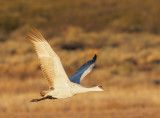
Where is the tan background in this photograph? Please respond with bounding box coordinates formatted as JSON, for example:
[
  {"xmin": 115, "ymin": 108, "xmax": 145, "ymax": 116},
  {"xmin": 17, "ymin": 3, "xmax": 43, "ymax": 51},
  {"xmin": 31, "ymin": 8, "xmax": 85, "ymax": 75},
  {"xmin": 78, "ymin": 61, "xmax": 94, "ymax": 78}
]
[{"xmin": 0, "ymin": 0, "xmax": 160, "ymax": 117}]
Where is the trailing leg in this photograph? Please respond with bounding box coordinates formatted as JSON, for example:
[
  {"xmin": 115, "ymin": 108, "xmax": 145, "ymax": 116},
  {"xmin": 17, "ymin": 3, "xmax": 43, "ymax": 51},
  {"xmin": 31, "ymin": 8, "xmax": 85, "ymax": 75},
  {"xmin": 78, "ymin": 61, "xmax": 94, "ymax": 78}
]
[{"xmin": 30, "ymin": 96, "xmax": 55, "ymax": 102}]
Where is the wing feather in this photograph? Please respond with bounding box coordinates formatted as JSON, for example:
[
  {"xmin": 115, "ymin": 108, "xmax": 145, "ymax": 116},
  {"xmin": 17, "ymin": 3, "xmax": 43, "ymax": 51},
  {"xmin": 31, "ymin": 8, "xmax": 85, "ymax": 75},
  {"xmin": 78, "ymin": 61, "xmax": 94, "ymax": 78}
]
[
  {"xmin": 26, "ymin": 29, "xmax": 70, "ymax": 89},
  {"xmin": 69, "ymin": 55, "xmax": 97, "ymax": 84}
]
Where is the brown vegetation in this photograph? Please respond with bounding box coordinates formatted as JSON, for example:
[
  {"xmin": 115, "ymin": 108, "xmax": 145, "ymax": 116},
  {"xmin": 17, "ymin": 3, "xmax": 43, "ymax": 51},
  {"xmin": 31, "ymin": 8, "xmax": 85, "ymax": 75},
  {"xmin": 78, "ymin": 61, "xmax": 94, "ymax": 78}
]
[
  {"xmin": 0, "ymin": 0, "xmax": 160, "ymax": 117},
  {"xmin": 0, "ymin": 27, "xmax": 160, "ymax": 117},
  {"xmin": 0, "ymin": 0, "xmax": 160, "ymax": 34}
]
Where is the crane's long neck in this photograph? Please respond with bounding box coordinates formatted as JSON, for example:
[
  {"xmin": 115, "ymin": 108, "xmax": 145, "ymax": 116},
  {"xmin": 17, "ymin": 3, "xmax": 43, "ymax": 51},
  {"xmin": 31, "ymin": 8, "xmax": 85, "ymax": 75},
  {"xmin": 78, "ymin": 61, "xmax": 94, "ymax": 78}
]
[{"xmin": 74, "ymin": 86, "xmax": 100, "ymax": 94}]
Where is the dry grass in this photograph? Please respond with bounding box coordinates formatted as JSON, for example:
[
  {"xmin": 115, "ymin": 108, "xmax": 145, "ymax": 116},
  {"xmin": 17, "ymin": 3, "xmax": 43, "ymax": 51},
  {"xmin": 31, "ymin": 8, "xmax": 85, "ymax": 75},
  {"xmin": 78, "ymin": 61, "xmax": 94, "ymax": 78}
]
[
  {"xmin": 0, "ymin": 79, "xmax": 160, "ymax": 118},
  {"xmin": 0, "ymin": 27, "xmax": 160, "ymax": 117},
  {"xmin": 1, "ymin": 27, "xmax": 160, "ymax": 81},
  {"xmin": 0, "ymin": 0, "xmax": 160, "ymax": 117},
  {"xmin": 0, "ymin": 0, "xmax": 160, "ymax": 34}
]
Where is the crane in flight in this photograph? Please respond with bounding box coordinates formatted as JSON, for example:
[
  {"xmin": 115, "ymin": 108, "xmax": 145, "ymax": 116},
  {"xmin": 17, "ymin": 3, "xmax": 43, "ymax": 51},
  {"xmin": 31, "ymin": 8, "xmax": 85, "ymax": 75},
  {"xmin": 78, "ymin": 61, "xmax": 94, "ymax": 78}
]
[{"xmin": 26, "ymin": 29, "xmax": 104, "ymax": 102}]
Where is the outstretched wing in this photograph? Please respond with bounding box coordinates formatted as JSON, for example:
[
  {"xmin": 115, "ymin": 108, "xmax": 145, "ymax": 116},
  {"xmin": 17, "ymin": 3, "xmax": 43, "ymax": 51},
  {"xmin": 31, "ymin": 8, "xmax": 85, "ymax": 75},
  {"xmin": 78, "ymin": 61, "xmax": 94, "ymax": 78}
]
[
  {"xmin": 26, "ymin": 29, "xmax": 70, "ymax": 89},
  {"xmin": 69, "ymin": 55, "xmax": 97, "ymax": 84}
]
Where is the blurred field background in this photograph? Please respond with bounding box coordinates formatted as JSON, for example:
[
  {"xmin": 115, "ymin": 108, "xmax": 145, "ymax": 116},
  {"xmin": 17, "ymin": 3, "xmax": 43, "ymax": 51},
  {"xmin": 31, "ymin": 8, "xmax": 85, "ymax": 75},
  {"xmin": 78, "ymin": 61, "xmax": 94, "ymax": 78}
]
[{"xmin": 0, "ymin": 0, "xmax": 160, "ymax": 117}]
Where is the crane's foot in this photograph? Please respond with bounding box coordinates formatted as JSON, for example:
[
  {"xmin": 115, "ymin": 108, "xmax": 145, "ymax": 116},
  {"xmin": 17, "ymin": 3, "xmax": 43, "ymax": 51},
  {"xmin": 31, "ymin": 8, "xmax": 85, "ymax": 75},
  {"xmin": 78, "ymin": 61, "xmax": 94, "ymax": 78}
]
[{"xmin": 30, "ymin": 96, "xmax": 55, "ymax": 102}]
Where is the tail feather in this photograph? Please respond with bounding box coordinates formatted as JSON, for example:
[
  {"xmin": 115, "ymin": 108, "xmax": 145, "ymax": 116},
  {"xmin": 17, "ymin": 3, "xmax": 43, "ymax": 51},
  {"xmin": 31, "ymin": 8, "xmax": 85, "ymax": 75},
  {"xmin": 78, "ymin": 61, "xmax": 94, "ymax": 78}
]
[{"xmin": 40, "ymin": 91, "xmax": 50, "ymax": 97}]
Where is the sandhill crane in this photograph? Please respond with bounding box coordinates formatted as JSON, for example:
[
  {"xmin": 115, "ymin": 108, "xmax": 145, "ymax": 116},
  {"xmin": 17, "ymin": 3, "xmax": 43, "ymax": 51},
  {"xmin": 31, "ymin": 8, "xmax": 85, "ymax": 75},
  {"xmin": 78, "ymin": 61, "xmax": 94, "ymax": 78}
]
[{"xmin": 26, "ymin": 29, "xmax": 104, "ymax": 102}]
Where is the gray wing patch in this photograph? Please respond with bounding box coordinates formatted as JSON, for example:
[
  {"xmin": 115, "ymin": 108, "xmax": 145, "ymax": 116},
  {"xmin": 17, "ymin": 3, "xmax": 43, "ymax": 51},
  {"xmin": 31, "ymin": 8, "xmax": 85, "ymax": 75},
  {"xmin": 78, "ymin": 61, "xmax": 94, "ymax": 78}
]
[{"xmin": 69, "ymin": 55, "xmax": 97, "ymax": 84}]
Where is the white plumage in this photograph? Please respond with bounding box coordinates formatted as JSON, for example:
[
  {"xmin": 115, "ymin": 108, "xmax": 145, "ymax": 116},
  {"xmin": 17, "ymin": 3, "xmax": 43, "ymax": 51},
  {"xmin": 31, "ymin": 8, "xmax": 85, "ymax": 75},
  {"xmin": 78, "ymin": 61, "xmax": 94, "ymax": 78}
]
[{"xmin": 26, "ymin": 29, "xmax": 104, "ymax": 102}]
